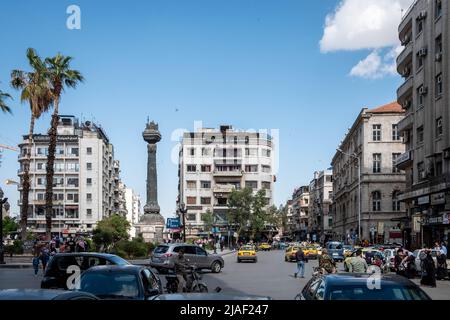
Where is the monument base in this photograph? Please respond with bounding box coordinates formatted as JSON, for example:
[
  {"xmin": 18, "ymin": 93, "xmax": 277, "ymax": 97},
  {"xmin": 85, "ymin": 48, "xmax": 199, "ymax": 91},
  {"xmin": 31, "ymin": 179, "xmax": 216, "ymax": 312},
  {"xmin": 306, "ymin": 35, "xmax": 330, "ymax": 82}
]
[{"xmin": 135, "ymin": 213, "xmax": 165, "ymax": 243}]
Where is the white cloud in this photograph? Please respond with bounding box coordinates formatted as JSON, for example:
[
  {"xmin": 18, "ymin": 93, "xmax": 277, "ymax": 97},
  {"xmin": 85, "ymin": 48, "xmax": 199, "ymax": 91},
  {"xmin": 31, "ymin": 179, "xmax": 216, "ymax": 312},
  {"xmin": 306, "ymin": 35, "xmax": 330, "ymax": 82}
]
[{"xmin": 320, "ymin": 0, "xmax": 414, "ymax": 79}]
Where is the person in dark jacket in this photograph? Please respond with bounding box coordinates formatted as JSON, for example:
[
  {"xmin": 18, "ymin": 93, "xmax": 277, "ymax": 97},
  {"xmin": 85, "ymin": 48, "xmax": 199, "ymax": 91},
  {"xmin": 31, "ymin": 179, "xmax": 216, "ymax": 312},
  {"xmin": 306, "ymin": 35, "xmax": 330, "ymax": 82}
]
[
  {"xmin": 294, "ymin": 248, "xmax": 307, "ymax": 278},
  {"xmin": 403, "ymin": 252, "xmax": 416, "ymax": 279},
  {"xmin": 420, "ymin": 250, "xmax": 437, "ymax": 287},
  {"xmin": 436, "ymin": 250, "xmax": 448, "ymax": 280},
  {"xmin": 394, "ymin": 249, "xmax": 405, "ymax": 277}
]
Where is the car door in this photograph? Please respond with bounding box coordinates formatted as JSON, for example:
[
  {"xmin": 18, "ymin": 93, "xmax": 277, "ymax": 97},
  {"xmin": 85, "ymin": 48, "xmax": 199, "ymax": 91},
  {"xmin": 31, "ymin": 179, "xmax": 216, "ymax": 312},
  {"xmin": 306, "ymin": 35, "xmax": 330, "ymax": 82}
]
[
  {"xmin": 302, "ymin": 277, "xmax": 322, "ymax": 300},
  {"xmin": 195, "ymin": 246, "xmax": 209, "ymax": 268},
  {"xmin": 183, "ymin": 245, "xmax": 198, "ymax": 265},
  {"xmin": 141, "ymin": 268, "xmax": 162, "ymax": 295},
  {"xmin": 314, "ymin": 280, "xmax": 326, "ymax": 300}
]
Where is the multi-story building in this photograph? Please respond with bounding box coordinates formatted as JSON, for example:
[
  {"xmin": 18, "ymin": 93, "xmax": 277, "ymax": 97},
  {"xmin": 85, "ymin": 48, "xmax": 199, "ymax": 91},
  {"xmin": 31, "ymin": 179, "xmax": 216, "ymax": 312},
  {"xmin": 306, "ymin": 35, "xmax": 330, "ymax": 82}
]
[
  {"xmin": 291, "ymin": 186, "xmax": 309, "ymax": 241},
  {"xmin": 125, "ymin": 188, "xmax": 141, "ymax": 238},
  {"xmin": 17, "ymin": 115, "xmax": 123, "ymax": 236},
  {"xmin": 331, "ymin": 102, "xmax": 406, "ymax": 244},
  {"xmin": 112, "ymin": 161, "xmax": 127, "ymax": 217},
  {"xmin": 283, "ymin": 199, "xmax": 295, "ymax": 237},
  {"xmin": 396, "ymin": 0, "xmax": 450, "ymax": 249},
  {"xmin": 309, "ymin": 170, "xmax": 333, "ymax": 243},
  {"xmin": 177, "ymin": 125, "xmax": 275, "ymax": 239}
]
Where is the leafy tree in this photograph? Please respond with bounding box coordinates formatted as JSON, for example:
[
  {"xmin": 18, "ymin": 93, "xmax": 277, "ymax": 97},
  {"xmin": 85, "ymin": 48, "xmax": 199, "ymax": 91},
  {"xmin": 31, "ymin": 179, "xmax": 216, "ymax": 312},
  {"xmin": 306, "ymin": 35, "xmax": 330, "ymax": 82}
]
[
  {"xmin": 249, "ymin": 189, "xmax": 268, "ymax": 239},
  {"xmin": 44, "ymin": 53, "xmax": 84, "ymax": 239},
  {"xmin": 227, "ymin": 187, "xmax": 253, "ymax": 238},
  {"xmin": 11, "ymin": 48, "xmax": 53, "ymax": 239},
  {"xmin": 2, "ymin": 216, "xmax": 19, "ymax": 235},
  {"xmin": 92, "ymin": 215, "xmax": 130, "ymax": 252},
  {"xmin": 201, "ymin": 209, "xmax": 215, "ymax": 233}
]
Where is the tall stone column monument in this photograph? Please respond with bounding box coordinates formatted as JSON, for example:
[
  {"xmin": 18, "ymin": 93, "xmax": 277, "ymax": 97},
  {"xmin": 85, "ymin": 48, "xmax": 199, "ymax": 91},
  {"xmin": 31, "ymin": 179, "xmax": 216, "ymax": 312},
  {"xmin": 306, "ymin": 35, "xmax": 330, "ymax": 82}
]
[{"xmin": 136, "ymin": 119, "xmax": 165, "ymax": 243}]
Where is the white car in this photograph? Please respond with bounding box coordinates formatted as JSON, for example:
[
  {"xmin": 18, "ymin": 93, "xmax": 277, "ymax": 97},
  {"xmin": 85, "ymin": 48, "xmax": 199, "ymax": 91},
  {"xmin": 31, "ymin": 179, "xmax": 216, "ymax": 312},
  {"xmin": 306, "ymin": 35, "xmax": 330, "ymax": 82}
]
[
  {"xmin": 412, "ymin": 249, "xmax": 439, "ymax": 274},
  {"xmin": 383, "ymin": 249, "xmax": 398, "ymax": 271}
]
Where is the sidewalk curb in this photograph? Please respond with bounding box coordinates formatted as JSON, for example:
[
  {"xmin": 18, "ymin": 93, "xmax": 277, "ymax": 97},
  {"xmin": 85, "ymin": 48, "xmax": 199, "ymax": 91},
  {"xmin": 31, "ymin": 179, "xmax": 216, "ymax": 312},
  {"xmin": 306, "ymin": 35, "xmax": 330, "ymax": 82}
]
[{"xmin": 0, "ymin": 264, "xmax": 33, "ymax": 269}]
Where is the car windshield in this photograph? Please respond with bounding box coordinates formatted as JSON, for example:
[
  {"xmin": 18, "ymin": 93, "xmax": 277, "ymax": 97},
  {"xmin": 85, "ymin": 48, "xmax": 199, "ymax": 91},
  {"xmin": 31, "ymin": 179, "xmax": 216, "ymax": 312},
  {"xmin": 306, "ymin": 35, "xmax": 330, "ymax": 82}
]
[
  {"xmin": 329, "ymin": 243, "xmax": 343, "ymax": 250},
  {"xmin": 153, "ymin": 246, "xmax": 169, "ymax": 254},
  {"xmin": 241, "ymin": 246, "xmax": 254, "ymax": 251},
  {"xmin": 108, "ymin": 255, "xmax": 131, "ymax": 266},
  {"xmin": 79, "ymin": 273, "xmax": 140, "ymax": 299},
  {"xmin": 327, "ymin": 285, "xmax": 430, "ymax": 300}
]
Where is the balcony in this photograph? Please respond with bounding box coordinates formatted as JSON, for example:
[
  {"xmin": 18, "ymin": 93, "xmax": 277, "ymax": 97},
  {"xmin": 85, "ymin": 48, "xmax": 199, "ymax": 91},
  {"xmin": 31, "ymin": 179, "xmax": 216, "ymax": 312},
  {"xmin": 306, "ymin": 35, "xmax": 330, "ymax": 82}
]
[
  {"xmin": 397, "ymin": 113, "xmax": 413, "ymax": 133},
  {"xmin": 395, "ymin": 150, "xmax": 414, "ymax": 170},
  {"xmin": 212, "ymin": 170, "xmax": 243, "ymax": 177},
  {"xmin": 213, "ymin": 184, "xmax": 236, "ymax": 193},
  {"xmin": 398, "ymin": 1, "xmax": 414, "ymax": 36},
  {"xmin": 397, "ymin": 76, "xmax": 413, "ymax": 103},
  {"xmin": 396, "ymin": 43, "xmax": 413, "ymax": 74}
]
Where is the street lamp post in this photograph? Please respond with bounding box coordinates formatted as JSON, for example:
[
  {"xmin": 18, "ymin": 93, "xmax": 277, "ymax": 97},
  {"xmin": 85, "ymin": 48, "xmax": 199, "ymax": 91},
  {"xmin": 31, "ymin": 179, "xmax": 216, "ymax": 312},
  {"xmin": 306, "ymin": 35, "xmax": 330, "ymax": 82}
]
[
  {"xmin": 1, "ymin": 188, "xmax": 11, "ymax": 265},
  {"xmin": 337, "ymin": 149, "xmax": 361, "ymax": 243},
  {"xmin": 179, "ymin": 203, "xmax": 187, "ymax": 242}
]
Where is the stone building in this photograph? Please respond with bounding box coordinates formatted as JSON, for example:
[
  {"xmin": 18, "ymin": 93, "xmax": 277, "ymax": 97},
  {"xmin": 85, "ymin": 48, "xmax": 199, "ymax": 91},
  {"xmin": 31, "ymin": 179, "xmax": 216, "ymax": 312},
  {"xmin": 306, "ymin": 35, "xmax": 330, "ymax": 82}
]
[
  {"xmin": 308, "ymin": 170, "xmax": 333, "ymax": 243},
  {"xmin": 396, "ymin": 0, "xmax": 450, "ymax": 248},
  {"xmin": 331, "ymin": 102, "xmax": 406, "ymax": 244},
  {"xmin": 291, "ymin": 186, "xmax": 309, "ymax": 241}
]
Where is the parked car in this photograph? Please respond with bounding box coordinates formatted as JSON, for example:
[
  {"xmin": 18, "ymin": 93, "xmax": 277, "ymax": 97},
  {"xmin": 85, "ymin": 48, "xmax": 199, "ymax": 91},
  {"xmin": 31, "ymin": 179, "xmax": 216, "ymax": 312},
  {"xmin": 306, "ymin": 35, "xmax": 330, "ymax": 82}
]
[
  {"xmin": 412, "ymin": 249, "xmax": 450, "ymax": 274},
  {"xmin": 149, "ymin": 243, "xmax": 224, "ymax": 273},
  {"xmin": 75, "ymin": 265, "xmax": 162, "ymax": 300},
  {"xmin": 325, "ymin": 242, "xmax": 344, "ymax": 262},
  {"xmin": 237, "ymin": 245, "xmax": 257, "ymax": 263},
  {"xmin": 0, "ymin": 289, "xmax": 98, "ymax": 300},
  {"xmin": 296, "ymin": 274, "xmax": 431, "ymax": 300},
  {"xmin": 383, "ymin": 248, "xmax": 398, "ymax": 271},
  {"xmin": 41, "ymin": 253, "xmax": 131, "ymax": 289},
  {"xmin": 257, "ymin": 243, "xmax": 272, "ymax": 251},
  {"xmin": 284, "ymin": 246, "xmax": 300, "ymax": 262}
]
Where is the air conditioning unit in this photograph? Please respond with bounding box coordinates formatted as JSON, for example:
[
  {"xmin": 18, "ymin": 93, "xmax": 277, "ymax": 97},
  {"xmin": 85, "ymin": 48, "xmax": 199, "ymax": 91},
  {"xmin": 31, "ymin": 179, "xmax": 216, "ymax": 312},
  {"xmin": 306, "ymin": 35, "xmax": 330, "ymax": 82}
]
[
  {"xmin": 436, "ymin": 53, "xmax": 443, "ymax": 61},
  {"xmin": 417, "ymin": 11, "xmax": 427, "ymax": 20},
  {"xmin": 419, "ymin": 86, "xmax": 428, "ymax": 95},
  {"xmin": 444, "ymin": 150, "xmax": 450, "ymax": 159},
  {"xmin": 418, "ymin": 48, "xmax": 428, "ymax": 57}
]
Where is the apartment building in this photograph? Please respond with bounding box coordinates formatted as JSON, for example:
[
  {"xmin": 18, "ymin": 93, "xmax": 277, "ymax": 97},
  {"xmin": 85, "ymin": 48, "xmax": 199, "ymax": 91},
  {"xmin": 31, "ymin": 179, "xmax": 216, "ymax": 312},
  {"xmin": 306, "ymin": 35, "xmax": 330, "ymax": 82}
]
[
  {"xmin": 17, "ymin": 115, "xmax": 122, "ymax": 236},
  {"xmin": 125, "ymin": 188, "xmax": 141, "ymax": 238},
  {"xmin": 331, "ymin": 102, "xmax": 406, "ymax": 244},
  {"xmin": 291, "ymin": 186, "xmax": 309, "ymax": 241},
  {"xmin": 309, "ymin": 170, "xmax": 333, "ymax": 243},
  {"xmin": 396, "ymin": 0, "xmax": 450, "ymax": 248},
  {"xmin": 177, "ymin": 125, "xmax": 275, "ymax": 238}
]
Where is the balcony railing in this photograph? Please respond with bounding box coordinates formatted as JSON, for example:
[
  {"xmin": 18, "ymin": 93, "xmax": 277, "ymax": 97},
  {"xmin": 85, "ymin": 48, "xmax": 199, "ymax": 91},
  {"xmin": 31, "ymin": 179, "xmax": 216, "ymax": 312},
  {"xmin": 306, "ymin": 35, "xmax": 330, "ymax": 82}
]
[
  {"xmin": 397, "ymin": 113, "xmax": 413, "ymax": 133},
  {"xmin": 397, "ymin": 76, "xmax": 413, "ymax": 102},
  {"xmin": 212, "ymin": 170, "xmax": 243, "ymax": 177}
]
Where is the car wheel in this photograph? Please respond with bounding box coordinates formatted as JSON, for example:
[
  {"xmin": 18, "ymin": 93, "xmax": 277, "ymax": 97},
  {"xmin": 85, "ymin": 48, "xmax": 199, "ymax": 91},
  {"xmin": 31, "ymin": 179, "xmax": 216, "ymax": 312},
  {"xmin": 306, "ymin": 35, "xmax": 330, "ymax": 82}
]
[
  {"xmin": 285, "ymin": 256, "xmax": 288, "ymax": 262},
  {"xmin": 211, "ymin": 261, "xmax": 222, "ymax": 273},
  {"xmin": 254, "ymin": 259, "xmax": 258, "ymax": 263},
  {"xmin": 237, "ymin": 259, "xmax": 241, "ymax": 263}
]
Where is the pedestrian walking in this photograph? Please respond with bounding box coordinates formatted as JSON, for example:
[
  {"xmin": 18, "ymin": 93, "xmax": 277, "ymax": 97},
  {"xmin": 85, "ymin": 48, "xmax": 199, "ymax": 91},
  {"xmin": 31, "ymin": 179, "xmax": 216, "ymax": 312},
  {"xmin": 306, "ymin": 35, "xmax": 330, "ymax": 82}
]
[
  {"xmin": 220, "ymin": 240, "xmax": 224, "ymax": 252},
  {"xmin": 394, "ymin": 249, "xmax": 406, "ymax": 277},
  {"xmin": 420, "ymin": 249, "xmax": 436, "ymax": 287},
  {"xmin": 294, "ymin": 248, "xmax": 307, "ymax": 278},
  {"xmin": 39, "ymin": 246, "xmax": 50, "ymax": 271},
  {"xmin": 403, "ymin": 251, "xmax": 416, "ymax": 279},
  {"xmin": 32, "ymin": 254, "xmax": 40, "ymax": 276},
  {"xmin": 348, "ymin": 249, "xmax": 368, "ymax": 273},
  {"xmin": 436, "ymin": 250, "xmax": 448, "ymax": 280}
]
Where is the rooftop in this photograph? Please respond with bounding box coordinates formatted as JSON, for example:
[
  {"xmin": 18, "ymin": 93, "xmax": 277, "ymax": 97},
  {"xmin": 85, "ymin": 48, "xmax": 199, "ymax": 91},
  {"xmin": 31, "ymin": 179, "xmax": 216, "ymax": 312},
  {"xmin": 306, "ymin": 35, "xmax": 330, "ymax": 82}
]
[{"xmin": 367, "ymin": 101, "xmax": 404, "ymax": 114}]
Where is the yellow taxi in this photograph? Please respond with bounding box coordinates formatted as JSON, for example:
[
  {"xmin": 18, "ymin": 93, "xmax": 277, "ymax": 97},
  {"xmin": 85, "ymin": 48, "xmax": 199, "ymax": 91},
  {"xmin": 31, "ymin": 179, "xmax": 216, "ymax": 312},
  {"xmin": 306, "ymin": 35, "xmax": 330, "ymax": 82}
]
[
  {"xmin": 237, "ymin": 245, "xmax": 257, "ymax": 263},
  {"xmin": 302, "ymin": 246, "xmax": 319, "ymax": 259},
  {"xmin": 284, "ymin": 246, "xmax": 300, "ymax": 262},
  {"xmin": 258, "ymin": 243, "xmax": 272, "ymax": 251}
]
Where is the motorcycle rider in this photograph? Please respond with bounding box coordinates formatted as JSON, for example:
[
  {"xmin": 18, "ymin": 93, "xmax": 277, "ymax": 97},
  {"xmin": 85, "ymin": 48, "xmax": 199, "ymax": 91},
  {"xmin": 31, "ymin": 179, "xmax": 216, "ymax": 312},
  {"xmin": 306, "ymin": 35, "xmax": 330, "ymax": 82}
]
[
  {"xmin": 174, "ymin": 249, "xmax": 192, "ymax": 293},
  {"xmin": 318, "ymin": 249, "xmax": 337, "ymax": 274}
]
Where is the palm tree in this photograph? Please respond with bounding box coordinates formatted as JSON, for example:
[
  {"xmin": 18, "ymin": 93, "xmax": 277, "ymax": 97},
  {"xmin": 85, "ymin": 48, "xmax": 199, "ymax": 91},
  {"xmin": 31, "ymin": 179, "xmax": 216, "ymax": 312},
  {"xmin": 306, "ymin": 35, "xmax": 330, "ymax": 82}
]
[
  {"xmin": 0, "ymin": 87, "xmax": 12, "ymax": 114},
  {"xmin": 44, "ymin": 53, "xmax": 83, "ymax": 239},
  {"xmin": 11, "ymin": 48, "xmax": 53, "ymax": 239}
]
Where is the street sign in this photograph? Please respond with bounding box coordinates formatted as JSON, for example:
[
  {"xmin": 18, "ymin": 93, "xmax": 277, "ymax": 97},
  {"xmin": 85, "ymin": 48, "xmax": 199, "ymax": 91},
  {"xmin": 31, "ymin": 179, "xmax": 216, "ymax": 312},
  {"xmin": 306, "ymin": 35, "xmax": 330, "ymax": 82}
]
[{"xmin": 166, "ymin": 218, "xmax": 180, "ymax": 229}]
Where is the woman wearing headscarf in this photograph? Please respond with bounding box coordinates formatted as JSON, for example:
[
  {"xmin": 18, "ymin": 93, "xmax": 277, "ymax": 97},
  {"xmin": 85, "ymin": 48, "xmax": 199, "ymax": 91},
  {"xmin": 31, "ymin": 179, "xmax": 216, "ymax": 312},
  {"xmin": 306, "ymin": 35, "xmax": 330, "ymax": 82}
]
[
  {"xmin": 436, "ymin": 250, "xmax": 448, "ymax": 280},
  {"xmin": 420, "ymin": 249, "xmax": 436, "ymax": 287}
]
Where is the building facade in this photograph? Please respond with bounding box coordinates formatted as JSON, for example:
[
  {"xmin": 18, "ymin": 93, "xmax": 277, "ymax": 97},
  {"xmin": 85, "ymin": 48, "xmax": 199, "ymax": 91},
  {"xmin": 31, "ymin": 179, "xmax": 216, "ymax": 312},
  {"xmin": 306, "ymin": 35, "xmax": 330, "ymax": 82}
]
[
  {"xmin": 177, "ymin": 125, "xmax": 275, "ymax": 238},
  {"xmin": 331, "ymin": 103, "xmax": 406, "ymax": 244},
  {"xmin": 396, "ymin": 0, "xmax": 450, "ymax": 248},
  {"xmin": 291, "ymin": 186, "xmax": 309, "ymax": 241},
  {"xmin": 17, "ymin": 116, "xmax": 123, "ymax": 236},
  {"xmin": 125, "ymin": 188, "xmax": 141, "ymax": 238},
  {"xmin": 309, "ymin": 170, "xmax": 333, "ymax": 243}
]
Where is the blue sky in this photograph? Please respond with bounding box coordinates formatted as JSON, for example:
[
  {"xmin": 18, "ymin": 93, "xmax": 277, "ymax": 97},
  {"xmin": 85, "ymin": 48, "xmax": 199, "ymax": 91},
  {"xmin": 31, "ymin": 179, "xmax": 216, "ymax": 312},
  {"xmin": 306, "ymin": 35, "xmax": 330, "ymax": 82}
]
[{"xmin": 0, "ymin": 0, "xmax": 408, "ymax": 219}]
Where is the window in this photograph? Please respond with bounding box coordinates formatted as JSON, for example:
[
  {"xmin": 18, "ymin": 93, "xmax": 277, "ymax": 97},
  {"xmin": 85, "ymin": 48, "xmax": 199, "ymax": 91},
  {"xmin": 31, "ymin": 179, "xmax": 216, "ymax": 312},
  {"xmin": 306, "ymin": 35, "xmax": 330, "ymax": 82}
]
[
  {"xmin": 417, "ymin": 126, "xmax": 424, "ymax": 144},
  {"xmin": 67, "ymin": 178, "xmax": 79, "ymax": 187},
  {"xmin": 201, "ymin": 165, "xmax": 211, "ymax": 172},
  {"xmin": 86, "ymin": 147, "xmax": 92, "ymax": 155},
  {"xmin": 245, "ymin": 148, "xmax": 257, "ymax": 156},
  {"xmin": 262, "ymin": 181, "xmax": 271, "ymax": 190},
  {"xmin": 53, "ymin": 177, "xmax": 64, "ymax": 187},
  {"xmin": 68, "ymin": 147, "xmax": 79, "ymax": 156},
  {"xmin": 435, "ymin": 0, "xmax": 442, "ymax": 19},
  {"xmin": 372, "ymin": 191, "xmax": 381, "ymax": 212},
  {"xmin": 436, "ymin": 35, "xmax": 443, "ymax": 55},
  {"xmin": 188, "ymin": 148, "xmax": 195, "ymax": 156},
  {"xmin": 233, "ymin": 136, "xmax": 238, "ymax": 144},
  {"xmin": 418, "ymin": 162, "xmax": 425, "ymax": 180},
  {"xmin": 392, "ymin": 191, "xmax": 401, "ymax": 211},
  {"xmin": 245, "ymin": 165, "xmax": 258, "ymax": 172},
  {"xmin": 56, "ymin": 147, "xmax": 64, "ymax": 155},
  {"xmin": 201, "ymin": 148, "xmax": 211, "ymax": 156},
  {"xmin": 37, "ymin": 193, "xmax": 44, "ymax": 200},
  {"xmin": 200, "ymin": 197, "xmax": 211, "ymax": 205},
  {"xmin": 86, "ymin": 193, "xmax": 92, "ymax": 201},
  {"xmin": 200, "ymin": 181, "xmax": 211, "ymax": 189},
  {"xmin": 37, "ymin": 147, "xmax": 48, "ymax": 156},
  {"xmin": 262, "ymin": 165, "xmax": 271, "ymax": 173},
  {"xmin": 54, "ymin": 162, "xmax": 64, "ymax": 172},
  {"xmin": 86, "ymin": 178, "xmax": 92, "ymax": 185},
  {"xmin": 37, "ymin": 163, "xmax": 44, "ymax": 171},
  {"xmin": 436, "ymin": 159, "xmax": 443, "ymax": 176},
  {"xmin": 245, "ymin": 181, "xmax": 258, "ymax": 189},
  {"xmin": 186, "ymin": 181, "xmax": 196, "ymax": 189},
  {"xmin": 87, "ymin": 162, "xmax": 92, "ymax": 170},
  {"xmin": 261, "ymin": 149, "xmax": 271, "ymax": 157},
  {"xmin": 66, "ymin": 163, "xmax": 79, "ymax": 172},
  {"xmin": 417, "ymin": 53, "xmax": 424, "ymax": 70},
  {"xmin": 187, "ymin": 165, "xmax": 196, "ymax": 172},
  {"xmin": 37, "ymin": 177, "xmax": 45, "ymax": 186},
  {"xmin": 373, "ymin": 153, "xmax": 381, "ymax": 173},
  {"xmin": 416, "ymin": 19, "xmax": 423, "ymax": 35},
  {"xmin": 392, "ymin": 153, "xmax": 401, "ymax": 173},
  {"xmin": 186, "ymin": 196, "xmax": 196, "ymax": 205},
  {"xmin": 392, "ymin": 124, "xmax": 400, "ymax": 141},
  {"xmin": 417, "ymin": 86, "xmax": 425, "ymax": 106},
  {"xmin": 372, "ymin": 124, "xmax": 381, "ymax": 141},
  {"xmin": 436, "ymin": 73, "xmax": 443, "ymax": 96},
  {"xmin": 436, "ymin": 117, "xmax": 443, "ymax": 136},
  {"xmin": 87, "ymin": 209, "xmax": 92, "ymax": 216},
  {"xmin": 67, "ymin": 193, "xmax": 79, "ymax": 203},
  {"xmin": 187, "ymin": 214, "xmax": 196, "ymax": 221}
]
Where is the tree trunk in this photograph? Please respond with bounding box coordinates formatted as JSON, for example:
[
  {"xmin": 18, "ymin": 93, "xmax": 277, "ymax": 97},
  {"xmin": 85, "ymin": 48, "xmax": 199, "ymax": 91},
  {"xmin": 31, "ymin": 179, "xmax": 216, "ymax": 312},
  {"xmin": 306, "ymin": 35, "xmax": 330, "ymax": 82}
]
[
  {"xmin": 45, "ymin": 97, "xmax": 59, "ymax": 240},
  {"xmin": 20, "ymin": 113, "xmax": 36, "ymax": 240}
]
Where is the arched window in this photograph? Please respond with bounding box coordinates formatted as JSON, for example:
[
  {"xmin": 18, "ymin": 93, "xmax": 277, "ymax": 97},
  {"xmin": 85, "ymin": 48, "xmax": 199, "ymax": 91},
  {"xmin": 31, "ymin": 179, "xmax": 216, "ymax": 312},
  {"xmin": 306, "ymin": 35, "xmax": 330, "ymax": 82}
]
[
  {"xmin": 372, "ymin": 191, "xmax": 381, "ymax": 211},
  {"xmin": 392, "ymin": 190, "xmax": 401, "ymax": 211}
]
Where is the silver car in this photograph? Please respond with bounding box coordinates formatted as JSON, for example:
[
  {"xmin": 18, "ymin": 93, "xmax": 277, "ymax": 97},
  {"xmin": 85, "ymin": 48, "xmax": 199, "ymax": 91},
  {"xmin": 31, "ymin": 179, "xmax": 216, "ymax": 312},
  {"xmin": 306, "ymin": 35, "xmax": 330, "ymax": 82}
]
[{"xmin": 149, "ymin": 243, "xmax": 224, "ymax": 273}]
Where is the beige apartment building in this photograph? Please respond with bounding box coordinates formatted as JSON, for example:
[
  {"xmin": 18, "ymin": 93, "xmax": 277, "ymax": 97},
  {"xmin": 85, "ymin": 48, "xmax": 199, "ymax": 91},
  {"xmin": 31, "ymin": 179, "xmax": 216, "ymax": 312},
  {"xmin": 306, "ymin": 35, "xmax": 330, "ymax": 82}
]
[
  {"xmin": 309, "ymin": 170, "xmax": 333, "ymax": 243},
  {"xmin": 291, "ymin": 186, "xmax": 309, "ymax": 241},
  {"xmin": 396, "ymin": 0, "xmax": 450, "ymax": 248},
  {"xmin": 331, "ymin": 103, "xmax": 406, "ymax": 244}
]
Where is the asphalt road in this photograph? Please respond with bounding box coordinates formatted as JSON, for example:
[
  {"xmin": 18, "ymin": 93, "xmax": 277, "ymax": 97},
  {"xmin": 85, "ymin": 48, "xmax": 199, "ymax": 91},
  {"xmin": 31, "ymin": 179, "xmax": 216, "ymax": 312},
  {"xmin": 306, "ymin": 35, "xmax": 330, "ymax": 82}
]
[{"xmin": 1, "ymin": 250, "xmax": 449, "ymax": 300}]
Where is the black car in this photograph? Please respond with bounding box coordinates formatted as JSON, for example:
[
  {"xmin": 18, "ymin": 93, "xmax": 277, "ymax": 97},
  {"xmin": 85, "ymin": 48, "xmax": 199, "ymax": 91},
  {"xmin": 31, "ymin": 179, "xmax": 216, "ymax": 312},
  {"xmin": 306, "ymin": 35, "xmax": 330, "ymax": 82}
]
[
  {"xmin": 0, "ymin": 289, "xmax": 98, "ymax": 300},
  {"xmin": 41, "ymin": 253, "xmax": 130, "ymax": 289},
  {"xmin": 297, "ymin": 273, "xmax": 431, "ymax": 300},
  {"xmin": 75, "ymin": 265, "xmax": 163, "ymax": 300}
]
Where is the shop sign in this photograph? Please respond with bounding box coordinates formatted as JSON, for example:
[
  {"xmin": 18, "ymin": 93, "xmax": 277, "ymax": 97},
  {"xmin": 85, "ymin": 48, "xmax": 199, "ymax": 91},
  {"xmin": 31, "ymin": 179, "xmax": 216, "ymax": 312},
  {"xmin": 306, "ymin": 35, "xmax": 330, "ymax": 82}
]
[
  {"xmin": 413, "ymin": 216, "xmax": 421, "ymax": 233},
  {"xmin": 425, "ymin": 213, "xmax": 450, "ymax": 225},
  {"xmin": 417, "ymin": 196, "xmax": 430, "ymax": 205},
  {"xmin": 431, "ymin": 192, "xmax": 446, "ymax": 205}
]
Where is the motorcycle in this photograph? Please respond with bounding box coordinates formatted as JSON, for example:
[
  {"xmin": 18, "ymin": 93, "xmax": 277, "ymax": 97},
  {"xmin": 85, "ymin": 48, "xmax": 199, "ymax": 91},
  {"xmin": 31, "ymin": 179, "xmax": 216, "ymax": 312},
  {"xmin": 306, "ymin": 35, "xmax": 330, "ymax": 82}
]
[{"xmin": 165, "ymin": 264, "xmax": 209, "ymax": 293}]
